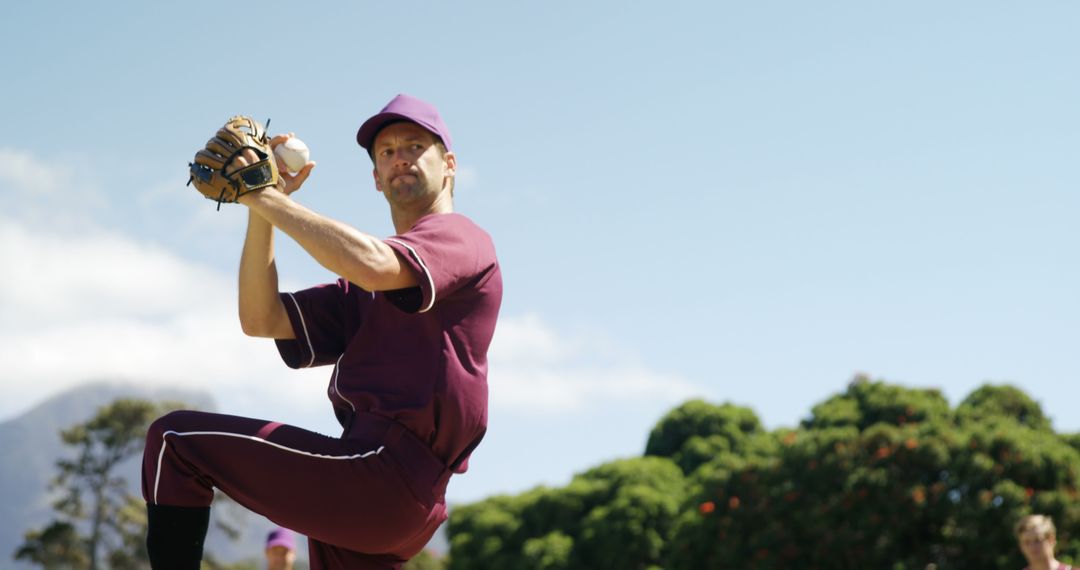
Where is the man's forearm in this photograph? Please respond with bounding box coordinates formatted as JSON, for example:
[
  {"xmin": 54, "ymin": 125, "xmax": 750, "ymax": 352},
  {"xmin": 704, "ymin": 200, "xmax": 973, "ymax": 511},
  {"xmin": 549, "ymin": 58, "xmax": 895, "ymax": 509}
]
[
  {"xmin": 238, "ymin": 210, "xmax": 293, "ymax": 338},
  {"xmin": 239, "ymin": 189, "xmax": 416, "ymax": 291}
]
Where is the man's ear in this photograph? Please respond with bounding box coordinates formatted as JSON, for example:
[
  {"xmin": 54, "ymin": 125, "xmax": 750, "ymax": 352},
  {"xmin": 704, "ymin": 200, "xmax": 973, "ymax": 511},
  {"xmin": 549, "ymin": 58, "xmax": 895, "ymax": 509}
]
[
  {"xmin": 444, "ymin": 151, "xmax": 456, "ymax": 177},
  {"xmin": 373, "ymin": 168, "xmax": 383, "ymax": 192}
]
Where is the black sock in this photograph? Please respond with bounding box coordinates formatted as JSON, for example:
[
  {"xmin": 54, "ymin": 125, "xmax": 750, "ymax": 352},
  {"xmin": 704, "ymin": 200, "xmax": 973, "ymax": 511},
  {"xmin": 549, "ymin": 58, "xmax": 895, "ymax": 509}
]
[{"xmin": 145, "ymin": 503, "xmax": 210, "ymax": 570}]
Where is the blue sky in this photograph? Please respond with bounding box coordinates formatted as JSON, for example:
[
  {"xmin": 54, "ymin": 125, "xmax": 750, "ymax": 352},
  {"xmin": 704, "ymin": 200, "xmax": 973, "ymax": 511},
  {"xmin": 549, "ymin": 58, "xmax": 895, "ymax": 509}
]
[{"xmin": 2, "ymin": 1, "xmax": 1078, "ymax": 506}]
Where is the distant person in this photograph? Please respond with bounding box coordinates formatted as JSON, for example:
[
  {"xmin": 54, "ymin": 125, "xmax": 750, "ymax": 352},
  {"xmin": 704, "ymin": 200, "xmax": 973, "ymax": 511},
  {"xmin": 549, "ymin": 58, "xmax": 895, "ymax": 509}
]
[
  {"xmin": 266, "ymin": 527, "xmax": 296, "ymax": 570},
  {"xmin": 1016, "ymin": 514, "xmax": 1073, "ymax": 570}
]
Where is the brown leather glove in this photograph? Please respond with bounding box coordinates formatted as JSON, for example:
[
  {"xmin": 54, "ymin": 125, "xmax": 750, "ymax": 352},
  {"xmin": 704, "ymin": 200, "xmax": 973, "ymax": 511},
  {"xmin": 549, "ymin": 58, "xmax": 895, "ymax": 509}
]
[{"xmin": 187, "ymin": 116, "xmax": 280, "ymax": 208}]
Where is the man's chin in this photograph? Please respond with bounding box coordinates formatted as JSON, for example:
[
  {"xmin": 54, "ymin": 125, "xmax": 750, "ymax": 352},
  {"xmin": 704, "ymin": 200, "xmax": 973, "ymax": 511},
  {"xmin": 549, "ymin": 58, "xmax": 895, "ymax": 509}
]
[{"xmin": 387, "ymin": 179, "xmax": 420, "ymax": 195}]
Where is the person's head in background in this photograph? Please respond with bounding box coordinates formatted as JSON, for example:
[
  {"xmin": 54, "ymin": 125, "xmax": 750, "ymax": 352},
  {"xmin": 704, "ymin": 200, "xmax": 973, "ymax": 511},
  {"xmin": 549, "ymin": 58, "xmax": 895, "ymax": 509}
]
[
  {"xmin": 1015, "ymin": 514, "xmax": 1061, "ymax": 569},
  {"xmin": 265, "ymin": 527, "xmax": 296, "ymax": 570}
]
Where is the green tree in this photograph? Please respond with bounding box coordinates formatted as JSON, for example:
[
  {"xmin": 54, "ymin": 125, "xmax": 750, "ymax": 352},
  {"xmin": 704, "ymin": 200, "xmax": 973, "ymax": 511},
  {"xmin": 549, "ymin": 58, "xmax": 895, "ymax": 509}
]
[
  {"xmin": 802, "ymin": 375, "xmax": 952, "ymax": 431},
  {"xmin": 448, "ymin": 457, "xmax": 684, "ymax": 569},
  {"xmin": 449, "ymin": 378, "xmax": 1080, "ymax": 569},
  {"xmin": 13, "ymin": 521, "xmax": 90, "ymax": 569},
  {"xmin": 403, "ymin": 549, "xmax": 446, "ymax": 570},
  {"xmin": 956, "ymin": 384, "xmax": 1052, "ymax": 431},
  {"xmin": 645, "ymin": 399, "xmax": 768, "ymax": 475},
  {"xmin": 14, "ymin": 398, "xmax": 184, "ymax": 570},
  {"xmin": 522, "ymin": 531, "xmax": 572, "ymax": 570},
  {"xmin": 668, "ymin": 380, "xmax": 1080, "ymax": 569}
]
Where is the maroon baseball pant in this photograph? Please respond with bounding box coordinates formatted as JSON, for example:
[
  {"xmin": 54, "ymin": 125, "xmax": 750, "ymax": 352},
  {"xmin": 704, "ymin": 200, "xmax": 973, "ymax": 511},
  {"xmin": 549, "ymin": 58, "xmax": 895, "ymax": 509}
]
[{"xmin": 142, "ymin": 410, "xmax": 449, "ymax": 569}]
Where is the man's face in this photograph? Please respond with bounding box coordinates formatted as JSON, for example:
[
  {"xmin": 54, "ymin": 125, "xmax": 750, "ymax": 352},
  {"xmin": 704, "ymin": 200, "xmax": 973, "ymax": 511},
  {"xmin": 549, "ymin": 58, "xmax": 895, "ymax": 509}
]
[
  {"xmin": 1018, "ymin": 529, "xmax": 1055, "ymax": 564},
  {"xmin": 371, "ymin": 122, "xmax": 454, "ymax": 207},
  {"xmin": 266, "ymin": 545, "xmax": 295, "ymax": 570}
]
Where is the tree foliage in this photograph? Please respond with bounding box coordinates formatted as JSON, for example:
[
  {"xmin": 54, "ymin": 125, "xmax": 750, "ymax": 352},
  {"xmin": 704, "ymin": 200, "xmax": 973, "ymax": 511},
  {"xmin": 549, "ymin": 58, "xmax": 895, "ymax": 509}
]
[
  {"xmin": 448, "ymin": 378, "xmax": 1080, "ymax": 569},
  {"xmin": 13, "ymin": 521, "xmax": 90, "ymax": 569},
  {"xmin": 645, "ymin": 399, "xmax": 770, "ymax": 475},
  {"xmin": 956, "ymin": 384, "xmax": 1052, "ymax": 431},
  {"xmin": 403, "ymin": 549, "xmax": 447, "ymax": 570},
  {"xmin": 14, "ymin": 398, "xmax": 185, "ymax": 570},
  {"xmin": 448, "ymin": 457, "xmax": 684, "ymax": 569}
]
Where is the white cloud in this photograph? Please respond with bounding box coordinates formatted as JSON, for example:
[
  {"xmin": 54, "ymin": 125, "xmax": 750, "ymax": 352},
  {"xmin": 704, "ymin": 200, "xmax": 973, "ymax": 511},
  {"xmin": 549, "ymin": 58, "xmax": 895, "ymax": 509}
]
[
  {"xmin": 0, "ymin": 220, "xmax": 226, "ymax": 328},
  {"xmin": 489, "ymin": 314, "xmax": 708, "ymax": 415},
  {"xmin": 0, "ymin": 148, "xmax": 107, "ymax": 228},
  {"xmin": 0, "ymin": 214, "xmax": 334, "ymax": 426},
  {"xmin": 0, "ymin": 148, "xmax": 69, "ymax": 196}
]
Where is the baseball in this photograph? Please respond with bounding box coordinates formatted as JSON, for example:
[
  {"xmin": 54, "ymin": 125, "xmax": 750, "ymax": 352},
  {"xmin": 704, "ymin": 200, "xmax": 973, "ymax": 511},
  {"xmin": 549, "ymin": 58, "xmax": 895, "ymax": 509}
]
[{"xmin": 274, "ymin": 137, "xmax": 310, "ymax": 173}]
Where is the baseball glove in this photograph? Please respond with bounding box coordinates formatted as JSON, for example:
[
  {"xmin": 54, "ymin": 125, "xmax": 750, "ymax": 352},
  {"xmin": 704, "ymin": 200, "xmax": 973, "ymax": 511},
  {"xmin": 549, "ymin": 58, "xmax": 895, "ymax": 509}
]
[{"xmin": 187, "ymin": 116, "xmax": 280, "ymax": 208}]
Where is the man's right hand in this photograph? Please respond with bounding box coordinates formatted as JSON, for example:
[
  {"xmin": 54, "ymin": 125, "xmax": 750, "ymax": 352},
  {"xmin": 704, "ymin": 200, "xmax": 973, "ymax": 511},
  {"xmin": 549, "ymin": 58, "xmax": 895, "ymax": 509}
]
[{"xmin": 271, "ymin": 133, "xmax": 316, "ymax": 195}]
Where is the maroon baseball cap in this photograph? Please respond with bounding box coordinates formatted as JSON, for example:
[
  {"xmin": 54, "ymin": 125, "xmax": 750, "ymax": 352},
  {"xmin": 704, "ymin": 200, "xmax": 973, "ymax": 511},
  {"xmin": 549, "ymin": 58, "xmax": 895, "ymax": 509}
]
[
  {"xmin": 266, "ymin": 527, "xmax": 295, "ymax": 550},
  {"xmin": 356, "ymin": 93, "xmax": 453, "ymax": 152}
]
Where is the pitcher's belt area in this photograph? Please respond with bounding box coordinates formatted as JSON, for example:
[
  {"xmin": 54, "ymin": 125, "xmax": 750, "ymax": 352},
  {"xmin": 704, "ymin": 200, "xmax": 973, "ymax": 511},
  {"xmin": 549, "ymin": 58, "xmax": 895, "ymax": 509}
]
[{"xmin": 344, "ymin": 412, "xmax": 450, "ymax": 505}]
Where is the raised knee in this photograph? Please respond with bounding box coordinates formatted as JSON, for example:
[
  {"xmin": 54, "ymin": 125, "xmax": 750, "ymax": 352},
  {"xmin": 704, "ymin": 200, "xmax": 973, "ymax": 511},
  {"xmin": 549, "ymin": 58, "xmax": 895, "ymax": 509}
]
[{"xmin": 146, "ymin": 410, "xmax": 196, "ymax": 448}]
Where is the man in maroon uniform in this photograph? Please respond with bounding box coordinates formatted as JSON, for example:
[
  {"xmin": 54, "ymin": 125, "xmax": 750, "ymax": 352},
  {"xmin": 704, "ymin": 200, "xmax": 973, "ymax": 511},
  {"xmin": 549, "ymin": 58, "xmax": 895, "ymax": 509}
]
[{"xmin": 142, "ymin": 94, "xmax": 501, "ymax": 569}]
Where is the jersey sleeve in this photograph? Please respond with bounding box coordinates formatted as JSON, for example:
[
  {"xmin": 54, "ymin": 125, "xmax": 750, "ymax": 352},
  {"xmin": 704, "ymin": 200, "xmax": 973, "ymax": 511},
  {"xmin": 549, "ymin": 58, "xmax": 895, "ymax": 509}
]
[
  {"xmin": 275, "ymin": 278, "xmax": 373, "ymax": 368},
  {"xmin": 384, "ymin": 214, "xmax": 495, "ymax": 314}
]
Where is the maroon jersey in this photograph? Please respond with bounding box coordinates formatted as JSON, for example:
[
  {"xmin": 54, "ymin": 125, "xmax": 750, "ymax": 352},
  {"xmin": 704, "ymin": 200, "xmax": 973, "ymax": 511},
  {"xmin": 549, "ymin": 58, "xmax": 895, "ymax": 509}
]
[{"xmin": 275, "ymin": 212, "xmax": 501, "ymax": 473}]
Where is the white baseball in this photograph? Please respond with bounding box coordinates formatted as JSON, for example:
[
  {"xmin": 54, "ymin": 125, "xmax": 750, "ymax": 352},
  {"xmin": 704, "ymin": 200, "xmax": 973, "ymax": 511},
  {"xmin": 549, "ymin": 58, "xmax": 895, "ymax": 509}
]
[{"xmin": 274, "ymin": 138, "xmax": 310, "ymax": 173}]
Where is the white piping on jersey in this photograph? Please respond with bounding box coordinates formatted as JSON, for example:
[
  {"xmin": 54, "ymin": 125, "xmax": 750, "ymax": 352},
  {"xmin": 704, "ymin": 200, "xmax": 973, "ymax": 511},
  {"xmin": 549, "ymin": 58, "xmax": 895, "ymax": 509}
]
[
  {"xmin": 153, "ymin": 440, "xmax": 168, "ymax": 503},
  {"xmin": 385, "ymin": 238, "xmax": 436, "ymax": 313},
  {"xmin": 284, "ymin": 293, "xmax": 316, "ymax": 368},
  {"xmin": 153, "ymin": 429, "xmax": 383, "ymax": 504},
  {"xmin": 332, "ymin": 353, "xmax": 356, "ymax": 411}
]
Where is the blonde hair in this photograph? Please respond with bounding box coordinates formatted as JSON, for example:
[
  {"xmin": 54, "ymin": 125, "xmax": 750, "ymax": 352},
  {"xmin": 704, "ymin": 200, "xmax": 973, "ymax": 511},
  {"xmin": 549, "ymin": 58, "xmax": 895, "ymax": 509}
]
[{"xmin": 1015, "ymin": 514, "xmax": 1056, "ymax": 540}]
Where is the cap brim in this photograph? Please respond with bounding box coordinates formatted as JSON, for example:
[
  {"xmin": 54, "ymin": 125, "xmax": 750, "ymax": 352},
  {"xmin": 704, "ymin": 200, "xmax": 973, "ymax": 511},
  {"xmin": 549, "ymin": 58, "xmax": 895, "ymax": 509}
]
[{"xmin": 356, "ymin": 112, "xmax": 444, "ymax": 151}]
